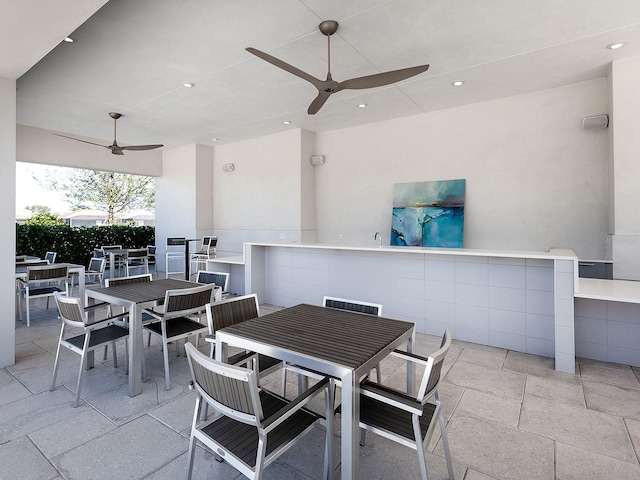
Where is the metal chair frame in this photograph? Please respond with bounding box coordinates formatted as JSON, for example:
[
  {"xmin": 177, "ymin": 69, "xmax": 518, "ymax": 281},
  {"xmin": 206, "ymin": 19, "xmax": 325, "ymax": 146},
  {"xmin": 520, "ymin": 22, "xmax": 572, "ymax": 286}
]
[
  {"xmin": 125, "ymin": 247, "xmax": 149, "ymax": 276},
  {"xmin": 184, "ymin": 342, "xmax": 334, "ymax": 480},
  {"xmin": 165, "ymin": 237, "xmax": 186, "ymax": 278},
  {"xmin": 143, "ymin": 283, "xmax": 215, "ymax": 390},
  {"xmin": 50, "ymin": 292, "xmax": 129, "ymax": 407},
  {"xmin": 358, "ymin": 329, "xmax": 455, "ymax": 480},
  {"xmin": 17, "ymin": 263, "xmax": 70, "ymax": 327}
]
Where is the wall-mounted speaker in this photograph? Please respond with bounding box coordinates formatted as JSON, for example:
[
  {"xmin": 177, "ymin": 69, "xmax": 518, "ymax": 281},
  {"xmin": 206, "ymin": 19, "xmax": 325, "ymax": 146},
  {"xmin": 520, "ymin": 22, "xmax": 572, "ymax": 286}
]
[
  {"xmin": 310, "ymin": 155, "xmax": 325, "ymax": 166},
  {"xmin": 582, "ymin": 114, "xmax": 609, "ymax": 131},
  {"xmin": 222, "ymin": 163, "xmax": 235, "ymax": 172}
]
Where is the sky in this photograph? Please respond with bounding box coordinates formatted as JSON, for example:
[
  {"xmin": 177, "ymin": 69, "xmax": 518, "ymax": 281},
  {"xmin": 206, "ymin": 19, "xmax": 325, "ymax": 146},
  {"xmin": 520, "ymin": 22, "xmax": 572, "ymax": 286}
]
[{"xmin": 16, "ymin": 163, "xmax": 72, "ymax": 214}]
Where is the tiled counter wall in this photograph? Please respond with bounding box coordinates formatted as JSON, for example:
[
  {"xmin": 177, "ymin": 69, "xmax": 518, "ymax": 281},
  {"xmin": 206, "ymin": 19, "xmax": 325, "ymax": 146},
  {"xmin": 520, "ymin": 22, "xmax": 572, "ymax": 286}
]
[
  {"xmin": 575, "ymin": 297, "xmax": 640, "ymax": 367},
  {"xmin": 247, "ymin": 245, "xmax": 571, "ymax": 364}
]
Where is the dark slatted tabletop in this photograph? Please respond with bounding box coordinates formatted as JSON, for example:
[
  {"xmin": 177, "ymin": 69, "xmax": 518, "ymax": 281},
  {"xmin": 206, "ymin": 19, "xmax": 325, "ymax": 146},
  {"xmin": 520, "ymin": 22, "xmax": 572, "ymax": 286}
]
[
  {"xmin": 88, "ymin": 278, "xmax": 197, "ymax": 303},
  {"xmin": 219, "ymin": 303, "xmax": 414, "ymax": 370}
]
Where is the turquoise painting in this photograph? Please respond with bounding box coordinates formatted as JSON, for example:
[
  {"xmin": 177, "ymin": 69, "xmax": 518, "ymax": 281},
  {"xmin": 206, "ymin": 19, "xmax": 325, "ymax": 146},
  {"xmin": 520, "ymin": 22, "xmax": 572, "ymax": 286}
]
[{"xmin": 391, "ymin": 179, "xmax": 465, "ymax": 248}]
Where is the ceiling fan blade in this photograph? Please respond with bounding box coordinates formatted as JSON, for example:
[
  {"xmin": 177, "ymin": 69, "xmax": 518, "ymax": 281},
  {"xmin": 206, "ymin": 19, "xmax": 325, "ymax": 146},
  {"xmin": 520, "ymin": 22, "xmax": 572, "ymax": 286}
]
[
  {"xmin": 307, "ymin": 91, "xmax": 332, "ymax": 115},
  {"xmin": 119, "ymin": 144, "xmax": 164, "ymax": 151},
  {"xmin": 338, "ymin": 64, "xmax": 429, "ymax": 91},
  {"xmin": 246, "ymin": 47, "xmax": 322, "ymax": 88},
  {"xmin": 52, "ymin": 133, "xmax": 109, "ymax": 149}
]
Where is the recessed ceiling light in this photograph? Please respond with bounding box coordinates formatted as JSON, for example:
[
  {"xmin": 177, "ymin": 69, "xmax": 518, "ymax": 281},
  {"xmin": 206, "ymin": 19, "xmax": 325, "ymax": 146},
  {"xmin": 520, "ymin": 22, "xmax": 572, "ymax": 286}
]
[
  {"xmin": 183, "ymin": 82, "xmax": 195, "ymax": 88},
  {"xmin": 211, "ymin": 138, "xmax": 219, "ymax": 142},
  {"xmin": 357, "ymin": 103, "xmax": 367, "ymax": 108},
  {"xmin": 451, "ymin": 80, "xmax": 465, "ymax": 87},
  {"xmin": 283, "ymin": 120, "xmax": 291, "ymax": 125},
  {"xmin": 607, "ymin": 41, "xmax": 626, "ymax": 50},
  {"xmin": 63, "ymin": 37, "xmax": 75, "ymax": 43}
]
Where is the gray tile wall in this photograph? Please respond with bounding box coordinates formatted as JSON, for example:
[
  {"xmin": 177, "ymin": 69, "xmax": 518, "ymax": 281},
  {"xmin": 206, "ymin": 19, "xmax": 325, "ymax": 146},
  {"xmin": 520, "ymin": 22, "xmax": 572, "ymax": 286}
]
[{"xmin": 251, "ymin": 246, "xmax": 576, "ymax": 364}]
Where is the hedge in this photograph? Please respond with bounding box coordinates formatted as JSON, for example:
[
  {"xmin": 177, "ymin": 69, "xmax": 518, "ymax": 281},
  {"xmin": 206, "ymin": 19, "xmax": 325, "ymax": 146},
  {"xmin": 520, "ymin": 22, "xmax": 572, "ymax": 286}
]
[{"xmin": 16, "ymin": 224, "xmax": 155, "ymax": 266}]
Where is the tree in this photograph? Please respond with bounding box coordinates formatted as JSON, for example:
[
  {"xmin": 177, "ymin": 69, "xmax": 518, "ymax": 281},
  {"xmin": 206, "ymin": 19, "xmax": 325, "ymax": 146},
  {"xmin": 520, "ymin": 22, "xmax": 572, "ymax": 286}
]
[
  {"xmin": 26, "ymin": 205, "xmax": 52, "ymax": 215},
  {"xmin": 24, "ymin": 211, "xmax": 66, "ymax": 227},
  {"xmin": 40, "ymin": 169, "xmax": 155, "ymax": 225}
]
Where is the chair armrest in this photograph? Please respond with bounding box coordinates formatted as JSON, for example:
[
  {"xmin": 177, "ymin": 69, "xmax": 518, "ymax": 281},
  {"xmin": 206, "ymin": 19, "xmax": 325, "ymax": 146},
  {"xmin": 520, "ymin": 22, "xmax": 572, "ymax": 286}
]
[
  {"xmin": 204, "ymin": 334, "xmax": 215, "ymax": 344},
  {"xmin": 360, "ymin": 380, "xmax": 423, "ymax": 414},
  {"xmin": 85, "ymin": 312, "xmax": 130, "ymax": 329},
  {"xmin": 141, "ymin": 308, "xmax": 163, "ymax": 320},
  {"xmin": 261, "ymin": 377, "xmax": 329, "ymax": 431},
  {"xmin": 83, "ymin": 302, "xmax": 109, "ymax": 312},
  {"xmin": 390, "ymin": 349, "xmax": 430, "ymax": 367}
]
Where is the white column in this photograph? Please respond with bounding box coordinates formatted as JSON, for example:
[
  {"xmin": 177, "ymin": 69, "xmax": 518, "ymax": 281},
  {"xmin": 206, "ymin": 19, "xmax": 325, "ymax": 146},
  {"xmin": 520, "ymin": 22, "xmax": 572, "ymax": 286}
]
[
  {"xmin": 0, "ymin": 76, "xmax": 16, "ymax": 367},
  {"xmin": 609, "ymin": 57, "xmax": 640, "ymax": 280}
]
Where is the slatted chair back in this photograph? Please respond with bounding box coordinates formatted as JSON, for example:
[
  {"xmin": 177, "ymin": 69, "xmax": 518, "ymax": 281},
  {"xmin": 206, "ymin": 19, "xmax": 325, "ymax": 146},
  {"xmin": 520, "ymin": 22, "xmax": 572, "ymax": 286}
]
[
  {"xmin": 163, "ymin": 283, "xmax": 215, "ymax": 317},
  {"xmin": 101, "ymin": 245, "xmax": 122, "ymax": 251},
  {"xmin": 88, "ymin": 257, "xmax": 106, "ymax": 273},
  {"xmin": 15, "ymin": 255, "xmax": 26, "ymax": 262},
  {"xmin": 323, "ymin": 296, "xmax": 383, "ymax": 316},
  {"xmin": 44, "ymin": 251, "xmax": 57, "ymax": 264},
  {"xmin": 105, "ymin": 273, "xmax": 152, "ymax": 287},
  {"xmin": 416, "ymin": 328, "xmax": 451, "ymax": 402},
  {"xmin": 196, "ymin": 270, "xmax": 229, "ymax": 291},
  {"xmin": 27, "ymin": 263, "xmax": 69, "ymax": 283},
  {"xmin": 127, "ymin": 248, "xmax": 148, "ymax": 259},
  {"xmin": 185, "ymin": 342, "xmax": 262, "ymax": 424},
  {"xmin": 54, "ymin": 293, "xmax": 87, "ymax": 328},
  {"xmin": 209, "ymin": 293, "xmax": 259, "ymax": 332}
]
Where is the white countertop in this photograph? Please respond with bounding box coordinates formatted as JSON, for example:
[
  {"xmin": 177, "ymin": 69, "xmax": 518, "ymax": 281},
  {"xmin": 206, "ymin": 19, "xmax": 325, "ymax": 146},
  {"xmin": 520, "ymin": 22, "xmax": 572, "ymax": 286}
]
[
  {"xmin": 576, "ymin": 277, "xmax": 640, "ymax": 304},
  {"xmin": 244, "ymin": 242, "xmax": 578, "ymax": 261}
]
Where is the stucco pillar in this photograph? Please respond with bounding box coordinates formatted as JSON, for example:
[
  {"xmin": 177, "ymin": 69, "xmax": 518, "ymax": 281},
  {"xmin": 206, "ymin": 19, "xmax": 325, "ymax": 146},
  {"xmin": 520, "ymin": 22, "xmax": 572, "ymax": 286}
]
[
  {"xmin": 609, "ymin": 58, "xmax": 640, "ymax": 280},
  {"xmin": 0, "ymin": 76, "xmax": 16, "ymax": 367}
]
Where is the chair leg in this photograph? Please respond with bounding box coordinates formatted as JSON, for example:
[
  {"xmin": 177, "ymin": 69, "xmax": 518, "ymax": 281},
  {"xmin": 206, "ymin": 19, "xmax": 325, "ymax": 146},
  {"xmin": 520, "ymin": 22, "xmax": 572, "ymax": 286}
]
[
  {"xmin": 75, "ymin": 342, "xmax": 90, "ymax": 408},
  {"xmin": 111, "ymin": 341, "xmax": 118, "ymax": 369},
  {"xmin": 50, "ymin": 326, "xmax": 65, "ymax": 392},
  {"xmin": 280, "ymin": 368, "xmax": 288, "ymax": 397},
  {"xmin": 414, "ymin": 417, "xmax": 429, "ymax": 480},
  {"xmin": 161, "ymin": 327, "xmax": 171, "ymax": 390},
  {"xmin": 439, "ymin": 410, "xmax": 455, "ymax": 480},
  {"xmin": 26, "ymin": 295, "xmax": 31, "ymax": 327}
]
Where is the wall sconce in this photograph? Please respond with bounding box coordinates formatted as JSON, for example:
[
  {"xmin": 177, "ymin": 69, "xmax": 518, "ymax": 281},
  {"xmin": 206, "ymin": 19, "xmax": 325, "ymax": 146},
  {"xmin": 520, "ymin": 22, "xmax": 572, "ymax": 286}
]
[
  {"xmin": 310, "ymin": 155, "xmax": 325, "ymax": 166},
  {"xmin": 222, "ymin": 163, "xmax": 235, "ymax": 172}
]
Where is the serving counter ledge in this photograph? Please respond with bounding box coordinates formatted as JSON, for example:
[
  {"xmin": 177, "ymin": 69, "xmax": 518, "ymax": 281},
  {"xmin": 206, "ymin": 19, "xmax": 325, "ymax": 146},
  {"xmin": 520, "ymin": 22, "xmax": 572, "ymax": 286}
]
[{"xmin": 243, "ymin": 242, "xmax": 578, "ymax": 373}]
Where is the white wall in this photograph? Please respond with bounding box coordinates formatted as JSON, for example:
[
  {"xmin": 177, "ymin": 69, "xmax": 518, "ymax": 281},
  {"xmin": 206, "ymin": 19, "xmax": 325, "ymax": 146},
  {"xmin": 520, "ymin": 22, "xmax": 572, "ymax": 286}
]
[
  {"xmin": 213, "ymin": 129, "xmax": 315, "ymax": 253},
  {"xmin": 312, "ymin": 78, "xmax": 609, "ymax": 260},
  {"xmin": 1, "ymin": 76, "xmax": 16, "ymax": 367}
]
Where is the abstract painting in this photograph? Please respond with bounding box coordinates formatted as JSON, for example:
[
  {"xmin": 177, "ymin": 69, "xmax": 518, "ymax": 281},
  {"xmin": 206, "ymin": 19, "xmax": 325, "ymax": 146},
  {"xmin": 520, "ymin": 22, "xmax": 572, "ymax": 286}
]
[{"xmin": 390, "ymin": 179, "xmax": 465, "ymax": 248}]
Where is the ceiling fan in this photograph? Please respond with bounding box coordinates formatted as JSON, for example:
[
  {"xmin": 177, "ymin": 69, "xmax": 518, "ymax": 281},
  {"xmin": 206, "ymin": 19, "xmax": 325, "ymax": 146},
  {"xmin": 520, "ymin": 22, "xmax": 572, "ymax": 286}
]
[
  {"xmin": 53, "ymin": 112, "xmax": 163, "ymax": 155},
  {"xmin": 246, "ymin": 20, "xmax": 429, "ymax": 115}
]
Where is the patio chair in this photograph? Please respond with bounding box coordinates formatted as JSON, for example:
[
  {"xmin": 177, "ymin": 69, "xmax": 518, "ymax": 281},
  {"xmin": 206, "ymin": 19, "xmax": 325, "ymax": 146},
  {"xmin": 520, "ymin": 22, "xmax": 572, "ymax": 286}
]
[
  {"xmin": 195, "ymin": 270, "xmax": 229, "ymax": 298},
  {"xmin": 101, "ymin": 245, "xmax": 125, "ymax": 276},
  {"xmin": 165, "ymin": 237, "xmax": 186, "ymax": 278},
  {"xmin": 323, "ymin": 296, "xmax": 383, "ymax": 382},
  {"xmin": 50, "ymin": 292, "xmax": 129, "ymax": 407},
  {"xmin": 143, "ymin": 283, "xmax": 215, "ymax": 390},
  {"xmin": 125, "ymin": 247, "xmax": 149, "ymax": 275},
  {"xmin": 44, "ymin": 251, "xmax": 57, "ymax": 263},
  {"xmin": 147, "ymin": 245, "xmax": 157, "ymax": 272},
  {"xmin": 184, "ymin": 342, "xmax": 334, "ymax": 480},
  {"xmin": 17, "ymin": 263, "xmax": 69, "ymax": 327},
  {"xmin": 69, "ymin": 257, "xmax": 105, "ymax": 295},
  {"xmin": 189, "ymin": 236, "xmax": 217, "ymax": 278},
  {"xmin": 204, "ymin": 293, "xmax": 282, "ymax": 379},
  {"xmin": 358, "ymin": 329, "xmax": 455, "ymax": 480}
]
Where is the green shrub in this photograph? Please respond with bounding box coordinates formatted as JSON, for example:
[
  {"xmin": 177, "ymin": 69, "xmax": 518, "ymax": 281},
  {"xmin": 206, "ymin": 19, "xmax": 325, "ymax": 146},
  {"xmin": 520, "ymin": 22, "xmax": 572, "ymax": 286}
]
[{"xmin": 16, "ymin": 224, "xmax": 155, "ymax": 266}]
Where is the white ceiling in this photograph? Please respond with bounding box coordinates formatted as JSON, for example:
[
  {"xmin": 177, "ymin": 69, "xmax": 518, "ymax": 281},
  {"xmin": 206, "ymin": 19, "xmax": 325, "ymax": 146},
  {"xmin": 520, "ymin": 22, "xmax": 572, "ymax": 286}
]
[{"xmin": 5, "ymin": 0, "xmax": 640, "ymax": 150}]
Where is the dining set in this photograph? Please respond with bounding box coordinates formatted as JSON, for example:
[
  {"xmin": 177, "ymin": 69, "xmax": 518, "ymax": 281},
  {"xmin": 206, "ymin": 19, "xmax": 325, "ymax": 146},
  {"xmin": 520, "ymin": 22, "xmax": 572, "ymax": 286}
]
[
  {"xmin": 22, "ymin": 242, "xmax": 454, "ymax": 479},
  {"xmin": 81, "ymin": 273, "xmax": 453, "ymax": 479}
]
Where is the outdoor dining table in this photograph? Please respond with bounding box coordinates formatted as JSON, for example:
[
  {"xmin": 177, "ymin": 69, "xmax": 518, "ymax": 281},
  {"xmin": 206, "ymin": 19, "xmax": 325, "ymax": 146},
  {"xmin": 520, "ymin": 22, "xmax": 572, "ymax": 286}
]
[
  {"xmin": 85, "ymin": 278, "xmax": 200, "ymax": 396},
  {"xmin": 215, "ymin": 303, "xmax": 415, "ymax": 479}
]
